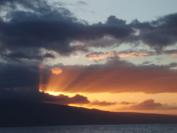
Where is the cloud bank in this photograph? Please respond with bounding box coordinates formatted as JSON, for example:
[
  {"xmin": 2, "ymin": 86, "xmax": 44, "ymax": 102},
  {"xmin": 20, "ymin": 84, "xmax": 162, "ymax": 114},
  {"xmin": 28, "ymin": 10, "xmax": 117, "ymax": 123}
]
[{"xmin": 0, "ymin": 0, "xmax": 177, "ymax": 62}]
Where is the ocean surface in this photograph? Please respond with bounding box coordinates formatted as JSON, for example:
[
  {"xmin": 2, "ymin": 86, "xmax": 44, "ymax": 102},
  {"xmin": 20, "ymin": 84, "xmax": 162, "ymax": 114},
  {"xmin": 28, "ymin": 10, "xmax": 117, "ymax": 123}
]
[{"xmin": 0, "ymin": 124, "xmax": 177, "ymax": 133}]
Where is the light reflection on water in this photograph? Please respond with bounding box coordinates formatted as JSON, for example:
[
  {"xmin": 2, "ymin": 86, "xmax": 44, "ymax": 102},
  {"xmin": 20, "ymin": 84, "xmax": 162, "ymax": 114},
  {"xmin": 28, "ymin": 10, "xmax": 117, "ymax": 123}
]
[{"xmin": 0, "ymin": 124, "xmax": 177, "ymax": 133}]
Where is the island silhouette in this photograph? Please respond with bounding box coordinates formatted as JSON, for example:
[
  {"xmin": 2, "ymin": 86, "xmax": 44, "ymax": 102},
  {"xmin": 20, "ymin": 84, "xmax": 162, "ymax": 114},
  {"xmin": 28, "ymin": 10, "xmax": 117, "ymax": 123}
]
[{"xmin": 0, "ymin": 102, "xmax": 177, "ymax": 127}]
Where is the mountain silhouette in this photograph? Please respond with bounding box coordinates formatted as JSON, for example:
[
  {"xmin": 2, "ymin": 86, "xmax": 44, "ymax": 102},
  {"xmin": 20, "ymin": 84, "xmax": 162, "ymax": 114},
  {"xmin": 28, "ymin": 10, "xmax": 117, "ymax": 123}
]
[{"xmin": 0, "ymin": 102, "xmax": 177, "ymax": 127}]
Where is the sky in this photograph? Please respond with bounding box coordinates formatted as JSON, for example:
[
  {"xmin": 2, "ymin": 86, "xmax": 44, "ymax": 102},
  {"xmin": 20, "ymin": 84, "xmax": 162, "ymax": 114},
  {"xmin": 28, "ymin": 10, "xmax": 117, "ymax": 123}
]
[
  {"xmin": 56, "ymin": 0, "xmax": 177, "ymax": 23},
  {"xmin": 0, "ymin": 0, "xmax": 177, "ymax": 115}
]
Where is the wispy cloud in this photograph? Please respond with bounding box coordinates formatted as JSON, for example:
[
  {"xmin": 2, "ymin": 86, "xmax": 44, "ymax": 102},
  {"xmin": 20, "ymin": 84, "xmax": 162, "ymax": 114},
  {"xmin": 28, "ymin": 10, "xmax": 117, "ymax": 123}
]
[{"xmin": 124, "ymin": 99, "xmax": 177, "ymax": 110}]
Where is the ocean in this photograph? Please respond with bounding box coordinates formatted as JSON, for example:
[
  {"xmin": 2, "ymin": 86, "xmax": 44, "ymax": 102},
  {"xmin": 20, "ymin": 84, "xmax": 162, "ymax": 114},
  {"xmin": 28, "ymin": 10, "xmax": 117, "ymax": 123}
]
[{"xmin": 0, "ymin": 124, "xmax": 177, "ymax": 133}]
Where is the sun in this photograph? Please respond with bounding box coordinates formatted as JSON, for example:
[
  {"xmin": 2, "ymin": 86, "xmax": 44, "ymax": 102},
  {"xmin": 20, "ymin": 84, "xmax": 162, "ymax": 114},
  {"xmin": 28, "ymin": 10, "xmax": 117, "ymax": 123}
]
[{"xmin": 51, "ymin": 67, "xmax": 63, "ymax": 75}]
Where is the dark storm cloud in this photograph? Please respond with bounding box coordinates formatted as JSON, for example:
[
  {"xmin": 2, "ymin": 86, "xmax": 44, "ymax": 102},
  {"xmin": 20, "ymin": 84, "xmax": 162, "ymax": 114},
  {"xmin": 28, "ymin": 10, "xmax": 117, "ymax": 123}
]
[
  {"xmin": 1, "ymin": 51, "xmax": 55, "ymax": 61},
  {"xmin": 0, "ymin": 0, "xmax": 133, "ymax": 61},
  {"xmin": 132, "ymin": 13, "xmax": 177, "ymax": 50},
  {"xmin": 0, "ymin": 86, "xmax": 116, "ymax": 106},
  {"xmin": 0, "ymin": 0, "xmax": 177, "ymax": 62},
  {"xmin": 0, "ymin": 63, "xmax": 39, "ymax": 89},
  {"xmin": 0, "ymin": 62, "xmax": 88, "ymax": 104},
  {"xmin": 0, "ymin": 86, "xmax": 89, "ymax": 105},
  {"xmin": 44, "ymin": 93, "xmax": 115, "ymax": 106},
  {"xmin": 0, "ymin": 61, "xmax": 114, "ymax": 105},
  {"xmin": 43, "ymin": 94, "xmax": 90, "ymax": 105}
]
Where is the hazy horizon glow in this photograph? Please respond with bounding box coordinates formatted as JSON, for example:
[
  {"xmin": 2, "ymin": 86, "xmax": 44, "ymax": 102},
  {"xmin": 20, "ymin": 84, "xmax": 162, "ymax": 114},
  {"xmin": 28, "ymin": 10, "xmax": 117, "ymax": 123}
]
[{"xmin": 39, "ymin": 66, "xmax": 177, "ymax": 115}]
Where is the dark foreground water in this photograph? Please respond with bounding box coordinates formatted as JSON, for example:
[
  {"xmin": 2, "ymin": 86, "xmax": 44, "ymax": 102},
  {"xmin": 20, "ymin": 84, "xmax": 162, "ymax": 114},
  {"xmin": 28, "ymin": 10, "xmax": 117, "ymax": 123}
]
[{"xmin": 0, "ymin": 124, "xmax": 177, "ymax": 133}]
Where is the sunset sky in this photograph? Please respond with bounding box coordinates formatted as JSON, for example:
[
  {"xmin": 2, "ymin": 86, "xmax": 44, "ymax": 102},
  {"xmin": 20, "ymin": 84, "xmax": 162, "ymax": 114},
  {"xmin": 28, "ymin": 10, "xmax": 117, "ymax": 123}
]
[{"xmin": 0, "ymin": 0, "xmax": 177, "ymax": 115}]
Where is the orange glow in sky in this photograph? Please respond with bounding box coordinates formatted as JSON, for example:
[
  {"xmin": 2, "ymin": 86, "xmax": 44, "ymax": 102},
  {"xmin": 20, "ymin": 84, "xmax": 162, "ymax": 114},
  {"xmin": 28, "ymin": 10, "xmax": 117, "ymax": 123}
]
[
  {"xmin": 38, "ymin": 65, "xmax": 177, "ymax": 115},
  {"xmin": 39, "ymin": 66, "xmax": 64, "ymax": 93},
  {"xmin": 51, "ymin": 67, "xmax": 63, "ymax": 75}
]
